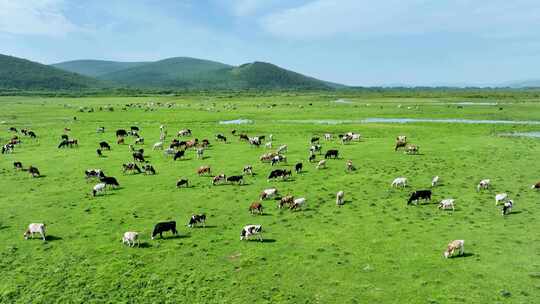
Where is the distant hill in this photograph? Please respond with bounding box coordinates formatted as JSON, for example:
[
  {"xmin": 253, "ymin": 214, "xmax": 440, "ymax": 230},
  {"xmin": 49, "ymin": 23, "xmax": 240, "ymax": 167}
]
[
  {"xmin": 502, "ymin": 80, "xmax": 540, "ymax": 88},
  {"xmin": 52, "ymin": 57, "xmax": 340, "ymax": 90},
  {"xmin": 0, "ymin": 54, "xmax": 102, "ymax": 90},
  {"xmin": 52, "ymin": 60, "xmax": 148, "ymax": 77}
]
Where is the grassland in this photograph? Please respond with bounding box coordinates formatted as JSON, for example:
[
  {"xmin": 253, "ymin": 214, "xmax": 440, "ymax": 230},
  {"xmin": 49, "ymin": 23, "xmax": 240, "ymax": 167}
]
[{"xmin": 1, "ymin": 95, "xmax": 540, "ymax": 303}]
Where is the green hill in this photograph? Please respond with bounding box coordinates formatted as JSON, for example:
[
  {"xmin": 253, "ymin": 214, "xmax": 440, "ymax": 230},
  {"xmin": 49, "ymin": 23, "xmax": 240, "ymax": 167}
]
[
  {"xmin": 0, "ymin": 54, "xmax": 102, "ymax": 90},
  {"xmin": 52, "ymin": 60, "xmax": 149, "ymax": 77}
]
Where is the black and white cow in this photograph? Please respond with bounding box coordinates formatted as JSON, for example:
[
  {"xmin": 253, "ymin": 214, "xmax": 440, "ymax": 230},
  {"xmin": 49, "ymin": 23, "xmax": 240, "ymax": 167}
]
[
  {"xmin": 133, "ymin": 152, "xmax": 145, "ymax": 162},
  {"xmin": 227, "ymin": 175, "xmax": 244, "ymax": 185},
  {"xmin": 100, "ymin": 176, "xmax": 120, "ymax": 188},
  {"xmin": 407, "ymin": 190, "xmax": 432, "ymax": 205},
  {"xmin": 99, "ymin": 141, "xmax": 111, "ymax": 150},
  {"xmin": 325, "ymin": 149, "xmax": 339, "ymax": 159},
  {"xmin": 176, "ymin": 179, "xmax": 189, "ymax": 188},
  {"xmin": 187, "ymin": 214, "xmax": 206, "ymax": 227},
  {"xmin": 151, "ymin": 221, "xmax": 178, "ymax": 239},
  {"xmin": 240, "ymin": 224, "xmax": 263, "ymax": 241},
  {"xmin": 174, "ymin": 150, "xmax": 185, "ymax": 161},
  {"xmin": 267, "ymin": 169, "xmax": 291, "ymax": 181}
]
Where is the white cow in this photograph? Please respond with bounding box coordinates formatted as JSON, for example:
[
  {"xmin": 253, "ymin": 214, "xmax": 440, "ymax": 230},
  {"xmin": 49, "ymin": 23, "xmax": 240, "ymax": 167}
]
[
  {"xmin": 324, "ymin": 133, "xmax": 332, "ymax": 140},
  {"xmin": 336, "ymin": 191, "xmax": 345, "ymax": 206},
  {"xmin": 23, "ymin": 223, "xmax": 46, "ymax": 241},
  {"xmin": 260, "ymin": 188, "xmax": 278, "ymax": 200},
  {"xmin": 438, "ymin": 199, "xmax": 455, "ymax": 211},
  {"xmin": 92, "ymin": 182, "xmax": 107, "ymax": 197},
  {"xmin": 196, "ymin": 148, "xmax": 204, "ymax": 159},
  {"xmin": 431, "ymin": 176, "xmax": 440, "ymax": 187},
  {"xmin": 277, "ymin": 145, "xmax": 288, "ymax": 154},
  {"xmin": 152, "ymin": 142, "xmax": 163, "ymax": 150},
  {"xmin": 316, "ymin": 159, "xmax": 327, "ymax": 169},
  {"xmin": 291, "ymin": 197, "xmax": 306, "ymax": 210},
  {"xmin": 391, "ymin": 177, "xmax": 407, "ymax": 188},
  {"xmin": 477, "ymin": 179, "xmax": 490, "ymax": 191},
  {"xmin": 240, "ymin": 225, "xmax": 263, "ymax": 241},
  {"xmin": 495, "ymin": 193, "xmax": 508, "ymax": 205},
  {"xmin": 444, "ymin": 240, "xmax": 465, "ymax": 258},
  {"xmin": 265, "ymin": 142, "xmax": 273, "ymax": 149},
  {"xmin": 122, "ymin": 231, "xmax": 140, "ymax": 247}
]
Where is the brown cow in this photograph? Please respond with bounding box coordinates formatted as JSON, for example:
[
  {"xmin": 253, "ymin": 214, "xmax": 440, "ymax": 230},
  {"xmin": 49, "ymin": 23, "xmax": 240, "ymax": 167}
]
[
  {"xmin": 279, "ymin": 195, "xmax": 294, "ymax": 209},
  {"xmin": 249, "ymin": 202, "xmax": 264, "ymax": 215},
  {"xmin": 197, "ymin": 166, "xmax": 211, "ymax": 176}
]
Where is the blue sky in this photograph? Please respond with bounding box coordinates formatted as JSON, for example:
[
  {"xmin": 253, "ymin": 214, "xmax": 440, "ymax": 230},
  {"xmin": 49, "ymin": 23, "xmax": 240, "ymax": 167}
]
[{"xmin": 1, "ymin": 0, "xmax": 540, "ymax": 86}]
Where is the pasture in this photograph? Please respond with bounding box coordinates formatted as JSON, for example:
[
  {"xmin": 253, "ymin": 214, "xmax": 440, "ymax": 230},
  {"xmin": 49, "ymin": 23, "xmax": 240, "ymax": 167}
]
[{"xmin": 1, "ymin": 95, "xmax": 540, "ymax": 303}]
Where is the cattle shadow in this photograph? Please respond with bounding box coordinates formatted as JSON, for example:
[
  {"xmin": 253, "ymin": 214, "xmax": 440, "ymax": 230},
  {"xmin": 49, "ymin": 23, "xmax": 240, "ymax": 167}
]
[
  {"xmin": 261, "ymin": 239, "xmax": 276, "ymax": 243},
  {"xmin": 45, "ymin": 235, "xmax": 62, "ymax": 242},
  {"xmin": 508, "ymin": 211, "xmax": 522, "ymax": 215},
  {"xmin": 137, "ymin": 242, "xmax": 152, "ymax": 248},
  {"xmin": 455, "ymin": 252, "xmax": 474, "ymax": 258}
]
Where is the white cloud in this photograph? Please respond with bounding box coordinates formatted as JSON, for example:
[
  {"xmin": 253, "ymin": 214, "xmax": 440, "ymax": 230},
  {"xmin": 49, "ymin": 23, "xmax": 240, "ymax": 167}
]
[
  {"xmin": 0, "ymin": 0, "xmax": 80, "ymax": 36},
  {"xmin": 226, "ymin": 0, "xmax": 281, "ymax": 17},
  {"xmin": 260, "ymin": 0, "xmax": 540, "ymax": 39}
]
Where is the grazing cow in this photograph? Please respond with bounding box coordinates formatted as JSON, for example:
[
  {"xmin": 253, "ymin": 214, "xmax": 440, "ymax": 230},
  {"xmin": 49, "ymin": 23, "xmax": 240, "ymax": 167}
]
[
  {"xmin": 92, "ymin": 182, "xmax": 107, "ymax": 196},
  {"xmin": 197, "ymin": 166, "xmax": 211, "ymax": 176},
  {"xmin": 495, "ymin": 193, "xmax": 508, "ymax": 205},
  {"xmin": 9, "ymin": 127, "xmax": 18, "ymax": 133},
  {"xmin": 341, "ymin": 134, "xmax": 353, "ymax": 144},
  {"xmin": 117, "ymin": 138, "xmax": 125, "ymax": 145},
  {"xmin": 130, "ymin": 126, "xmax": 140, "ymax": 133},
  {"xmin": 260, "ymin": 152, "xmax": 278, "ymax": 162},
  {"xmin": 96, "ymin": 149, "xmax": 103, "ymax": 157},
  {"xmin": 311, "ymin": 137, "xmax": 320, "ymax": 144},
  {"xmin": 196, "ymin": 148, "xmax": 204, "ymax": 159},
  {"xmin": 325, "ymin": 149, "xmax": 339, "ymax": 159},
  {"xmin": 397, "ymin": 135, "xmax": 407, "ymax": 143},
  {"xmin": 279, "ymin": 195, "xmax": 294, "ymax": 208},
  {"xmin": 187, "ymin": 214, "xmax": 206, "ymax": 227},
  {"xmin": 477, "ymin": 179, "xmax": 490, "ymax": 191},
  {"xmin": 309, "ymin": 153, "xmax": 316, "ymax": 163},
  {"xmin": 176, "ymin": 179, "xmax": 189, "ymax": 188},
  {"xmin": 152, "ymin": 142, "xmax": 163, "ymax": 150},
  {"xmin": 531, "ymin": 182, "xmax": 540, "ymax": 190},
  {"xmin": 407, "ymin": 190, "xmax": 432, "ymax": 205},
  {"xmin": 212, "ymin": 174, "xmax": 226, "ymax": 185},
  {"xmin": 100, "ymin": 176, "xmax": 119, "ymax": 188},
  {"xmin": 151, "ymin": 221, "xmax": 178, "ymax": 239},
  {"xmin": 143, "ymin": 164, "xmax": 156, "ymax": 175},
  {"xmin": 99, "ymin": 141, "xmax": 111, "ymax": 150},
  {"xmin": 28, "ymin": 166, "xmax": 40, "ymax": 178},
  {"xmin": 216, "ymin": 134, "xmax": 227, "ymax": 142},
  {"xmin": 231, "ymin": 129, "xmax": 237, "ymax": 136},
  {"xmin": 243, "ymin": 165, "xmax": 253, "ymax": 175},
  {"xmin": 271, "ymin": 155, "xmax": 287, "ymax": 166},
  {"xmin": 96, "ymin": 127, "xmax": 105, "ymax": 133},
  {"xmin": 347, "ymin": 132, "xmax": 361, "ymax": 141},
  {"xmin": 438, "ymin": 199, "xmax": 455, "ymax": 211},
  {"xmin": 290, "ymin": 197, "xmax": 306, "ymax": 210},
  {"xmin": 13, "ymin": 161, "xmax": 23, "ymax": 170},
  {"xmin": 85, "ymin": 169, "xmax": 105, "ymax": 180},
  {"xmin": 260, "ymin": 188, "xmax": 278, "ymax": 200},
  {"xmin": 177, "ymin": 129, "xmax": 192, "ymax": 137},
  {"xmin": 444, "ymin": 240, "xmax": 465, "ymax": 258},
  {"xmin": 391, "ymin": 177, "xmax": 407, "ymax": 188},
  {"xmin": 316, "ymin": 160, "xmax": 327, "ymax": 169},
  {"xmin": 239, "ymin": 134, "xmax": 249, "ymax": 141},
  {"xmin": 23, "ymin": 223, "xmax": 46, "ymax": 241},
  {"xmin": 240, "ymin": 225, "xmax": 263, "ymax": 241},
  {"xmin": 502, "ymin": 200, "xmax": 513, "ymax": 216},
  {"xmin": 133, "ymin": 152, "xmax": 145, "ymax": 162},
  {"xmin": 277, "ymin": 145, "xmax": 288, "ymax": 154},
  {"xmin": 249, "ymin": 137, "xmax": 261, "ymax": 147},
  {"xmin": 345, "ymin": 160, "xmax": 356, "ymax": 172},
  {"xmin": 116, "ymin": 129, "xmax": 128, "ymax": 137},
  {"xmin": 173, "ymin": 150, "xmax": 187, "ymax": 161},
  {"xmin": 336, "ymin": 191, "xmax": 345, "ymax": 206},
  {"xmin": 267, "ymin": 169, "xmax": 291, "ymax": 181},
  {"xmin": 432, "ymin": 176, "xmax": 440, "ymax": 187},
  {"xmin": 310, "ymin": 144, "xmax": 322, "ymax": 155},
  {"xmin": 295, "ymin": 162, "xmax": 303, "ymax": 173},
  {"xmin": 265, "ymin": 142, "xmax": 273, "ymax": 149},
  {"xmin": 135, "ymin": 137, "xmax": 144, "ymax": 145},
  {"xmin": 227, "ymin": 175, "xmax": 244, "ymax": 185},
  {"xmin": 405, "ymin": 145, "xmax": 419, "ymax": 154},
  {"xmin": 122, "ymin": 232, "xmax": 140, "ymax": 247},
  {"xmin": 324, "ymin": 133, "xmax": 332, "ymax": 140},
  {"xmin": 2, "ymin": 144, "xmax": 14, "ymax": 154},
  {"xmin": 249, "ymin": 202, "xmax": 264, "ymax": 215},
  {"xmin": 395, "ymin": 141, "xmax": 407, "ymax": 151}
]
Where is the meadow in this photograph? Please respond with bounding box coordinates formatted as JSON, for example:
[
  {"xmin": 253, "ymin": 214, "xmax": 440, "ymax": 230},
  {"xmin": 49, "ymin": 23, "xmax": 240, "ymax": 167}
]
[{"xmin": 1, "ymin": 94, "xmax": 540, "ymax": 303}]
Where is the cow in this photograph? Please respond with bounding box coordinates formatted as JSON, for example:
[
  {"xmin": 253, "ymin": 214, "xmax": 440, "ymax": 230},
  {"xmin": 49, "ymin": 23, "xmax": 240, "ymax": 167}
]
[
  {"xmin": 336, "ymin": 191, "xmax": 345, "ymax": 206},
  {"xmin": 495, "ymin": 193, "xmax": 508, "ymax": 206},
  {"xmin": 347, "ymin": 132, "xmax": 361, "ymax": 141},
  {"xmin": 177, "ymin": 129, "xmax": 192, "ymax": 137},
  {"xmin": 502, "ymin": 200, "xmax": 513, "ymax": 216},
  {"xmin": 23, "ymin": 223, "xmax": 46, "ymax": 241},
  {"xmin": 85, "ymin": 169, "xmax": 105, "ymax": 180},
  {"xmin": 151, "ymin": 221, "xmax": 178, "ymax": 239},
  {"xmin": 477, "ymin": 179, "xmax": 490, "ymax": 191},
  {"xmin": 311, "ymin": 137, "xmax": 320, "ymax": 144},
  {"xmin": 153, "ymin": 142, "xmax": 163, "ymax": 150},
  {"xmin": 187, "ymin": 214, "xmax": 206, "ymax": 227},
  {"xmin": 96, "ymin": 126, "xmax": 105, "ymax": 133},
  {"xmin": 432, "ymin": 176, "xmax": 440, "ymax": 187},
  {"xmin": 142, "ymin": 164, "xmax": 156, "ymax": 175},
  {"xmin": 130, "ymin": 126, "xmax": 140, "ymax": 133},
  {"xmin": 240, "ymin": 225, "xmax": 263, "ymax": 241},
  {"xmin": 243, "ymin": 165, "xmax": 253, "ymax": 175},
  {"xmin": 186, "ymin": 139, "xmax": 198, "ymax": 148},
  {"xmin": 309, "ymin": 153, "xmax": 316, "ymax": 163},
  {"xmin": 197, "ymin": 166, "xmax": 211, "ymax": 176},
  {"xmin": 176, "ymin": 179, "xmax": 189, "ymax": 188},
  {"xmin": 260, "ymin": 152, "xmax": 278, "ymax": 162},
  {"xmin": 116, "ymin": 129, "xmax": 128, "ymax": 137},
  {"xmin": 279, "ymin": 195, "xmax": 294, "ymax": 208},
  {"xmin": 117, "ymin": 138, "xmax": 125, "ymax": 145},
  {"xmin": 295, "ymin": 162, "xmax": 303, "ymax": 173},
  {"xmin": 135, "ymin": 137, "xmax": 144, "ymax": 145},
  {"xmin": 216, "ymin": 134, "xmax": 227, "ymax": 142},
  {"xmin": 316, "ymin": 160, "xmax": 327, "ymax": 169},
  {"xmin": 122, "ymin": 232, "xmax": 140, "ymax": 247},
  {"xmin": 133, "ymin": 152, "xmax": 145, "ymax": 162},
  {"xmin": 341, "ymin": 134, "xmax": 353, "ymax": 144},
  {"xmin": 2, "ymin": 144, "xmax": 14, "ymax": 154},
  {"xmin": 249, "ymin": 202, "xmax": 264, "ymax": 215},
  {"xmin": 324, "ymin": 133, "xmax": 332, "ymax": 140},
  {"xmin": 227, "ymin": 175, "xmax": 244, "ymax": 185},
  {"xmin": 92, "ymin": 182, "xmax": 107, "ymax": 196},
  {"xmin": 407, "ymin": 190, "xmax": 432, "ymax": 205},
  {"xmin": 231, "ymin": 129, "xmax": 237, "ymax": 136},
  {"xmin": 61, "ymin": 134, "xmax": 69, "ymax": 141},
  {"xmin": 310, "ymin": 144, "xmax": 322, "ymax": 155},
  {"xmin": 100, "ymin": 176, "xmax": 120, "ymax": 188},
  {"xmin": 405, "ymin": 145, "xmax": 419, "ymax": 154},
  {"xmin": 96, "ymin": 149, "xmax": 103, "ymax": 157},
  {"xmin": 438, "ymin": 199, "xmax": 455, "ymax": 211},
  {"xmin": 531, "ymin": 182, "xmax": 540, "ymax": 190},
  {"xmin": 397, "ymin": 135, "xmax": 407, "ymax": 143},
  {"xmin": 28, "ymin": 166, "xmax": 40, "ymax": 178},
  {"xmin": 277, "ymin": 145, "xmax": 288, "ymax": 154},
  {"xmin": 444, "ymin": 240, "xmax": 465, "ymax": 258},
  {"xmin": 267, "ymin": 169, "xmax": 291, "ymax": 181},
  {"xmin": 196, "ymin": 148, "xmax": 204, "ymax": 159},
  {"xmin": 325, "ymin": 149, "xmax": 339, "ymax": 159},
  {"xmin": 9, "ymin": 127, "xmax": 18, "ymax": 133},
  {"xmin": 265, "ymin": 142, "xmax": 273, "ymax": 149},
  {"xmin": 345, "ymin": 160, "xmax": 356, "ymax": 172},
  {"xmin": 249, "ymin": 137, "xmax": 261, "ymax": 147},
  {"xmin": 99, "ymin": 141, "xmax": 111, "ymax": 150},
  {"xmin": 260, "ymin": 188, "xmax": 278, "ymax": 200},
  {"xmin": 290, "ymin": 197, "xmax": 306, "ymax": 210},
  {"xmin": 395, "ymin": 141, "xmax": 407, "ymax": 151},
  {"xmin": 172, "ymin": 150, "xmax": 186, "ymax": 161},
  {"xmin": 271, "ymin": 155, "xmax": 287, "ymax": 166},
  {"xmin": 212, "ymin": 174, "xmax": 226, "ymax": 185},
  {"xmin": 391, "ymin": 177, "xmax": 407, "ymax": 188},
  {"xmin": 28, "ymin": 131, "xmax": 37, "ymax": 138},
  {"xmin": 239, "ymin": 134, "xmax": 249, "ymax": 141},
  {"xmin": 13, "ymin": 161, "xmax": 23, "ymax": 170}
]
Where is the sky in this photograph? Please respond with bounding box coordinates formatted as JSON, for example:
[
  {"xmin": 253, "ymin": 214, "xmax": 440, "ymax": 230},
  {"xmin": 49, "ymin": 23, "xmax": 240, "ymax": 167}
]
[{"xmin": 1, "ymin": 0, "xmax": 540, "ymax": 86}]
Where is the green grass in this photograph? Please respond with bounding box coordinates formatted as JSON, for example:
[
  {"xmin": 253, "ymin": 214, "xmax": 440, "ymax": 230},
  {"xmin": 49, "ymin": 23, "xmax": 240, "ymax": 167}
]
[{"xmin": 1, "ymin": 95, "xmax": 540, "ymax": 303}]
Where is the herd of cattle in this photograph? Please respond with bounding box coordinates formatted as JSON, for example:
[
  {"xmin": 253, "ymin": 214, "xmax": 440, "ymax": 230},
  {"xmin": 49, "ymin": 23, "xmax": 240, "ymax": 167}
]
[{"xmin": 4, "ymin": 123, "xmax": 537, "ymax": 258}]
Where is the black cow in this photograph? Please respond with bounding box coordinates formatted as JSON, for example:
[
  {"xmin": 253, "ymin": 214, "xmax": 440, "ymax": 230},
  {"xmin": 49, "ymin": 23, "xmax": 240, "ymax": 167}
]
[
  {"xmin": 96, "ymin": 149, "xmax": 103, "ymax": 157},
  {"xmin": 28, "ymin": 131, "xmax": 37, "ymax": 138},
  {"xmin": 100, "ymin": 176, "xmax": 119, "ymax": 188},
  {"xmin": 227, "ymin": 175, "xmax": 244, "ymax": 185},
  {"xmin": 325, "ymin": 149, "xmax": 339, "ymax": 159},
  {"xmin": 130, "ymin": 126, "xmax": 140, "ymax": 132},
  {"xmin": 187, "ymin": 214, "xmax": 206, "ymax": 228},
  {"xmin": 309, "ymin": 154, "xmax": 316, "ymax": 162},
  {"xmin": 311, "ymin": 137, "xmax": 320, "ymax": 144},
  {"xmin": 176, "ymin": 179, "xmax": 189, "ymax": 188},
  {"xmin": 28, "ymin": 166, "xmax": 40, "ymax": 177},
  {"xmin": 295, "ymin": 162, "xmax": 303, "ymax": 173},
  {"xmin": 268, "ymin": 169, "xmax": 291, "ymax": 181},
  {"xmin": 116, "ymin": 129, "xmax": 128, "ymax": 137},
  {"xmin": 151, "ymin": 221, "xmax": 178, "ymax": 239},
  {"xmin": 174, "ymin": 150, "xmax": 185, "ymax": 161},
  {"xmin": 99, "ymin": 141, "xmax": 111, "ymax": 150},
  {"xmin": 9, "ymin": 127, "xmax": 17, "ymax": 133},
  {"xmin": 143, "ymin": 164, "xmax": 156, "ymax": 175},
  {"xmin": 133, "ymin": 152, "xmax": 145, "ymax": 162},
  {"xmin": 13, "ymin": 161, "xmax": 23, "ymax": 170},
  {"xmin": 216, "ymin": 134, "xmax": 227, "ymax": 142},
  {"xmin": 407, "ymin": 190, "xmax": 432, "ymax": 205}
]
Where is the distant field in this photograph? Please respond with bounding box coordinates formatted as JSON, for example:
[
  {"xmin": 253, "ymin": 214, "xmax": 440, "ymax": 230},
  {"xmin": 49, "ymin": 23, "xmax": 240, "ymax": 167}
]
[{"xmin": 1, "ymin": 95, "xmax": 540, "ymax": 303}]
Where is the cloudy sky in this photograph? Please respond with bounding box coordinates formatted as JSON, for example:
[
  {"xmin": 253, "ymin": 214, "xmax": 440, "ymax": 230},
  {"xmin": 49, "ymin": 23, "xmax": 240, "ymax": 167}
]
[{"xmin": 1, "ymin": 0, "xmax": 540, "ymax": 86}]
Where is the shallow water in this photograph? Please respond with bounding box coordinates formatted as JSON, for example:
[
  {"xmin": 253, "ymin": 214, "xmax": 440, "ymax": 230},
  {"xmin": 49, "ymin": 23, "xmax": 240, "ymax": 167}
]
[
  {"xmin": 279, "ymin": 118, "xmax": 540, "ymax": 125},
  {"xmin": 499, "ymin": 132, "xmax": 540, "ymax": 138},
  {"xmin": 332, "ymin": 99, "xmax": 353, "ymax": 104},
  {"xmin": 219, "ymin": 119, "xmax": 253, "ymax": 125}
]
